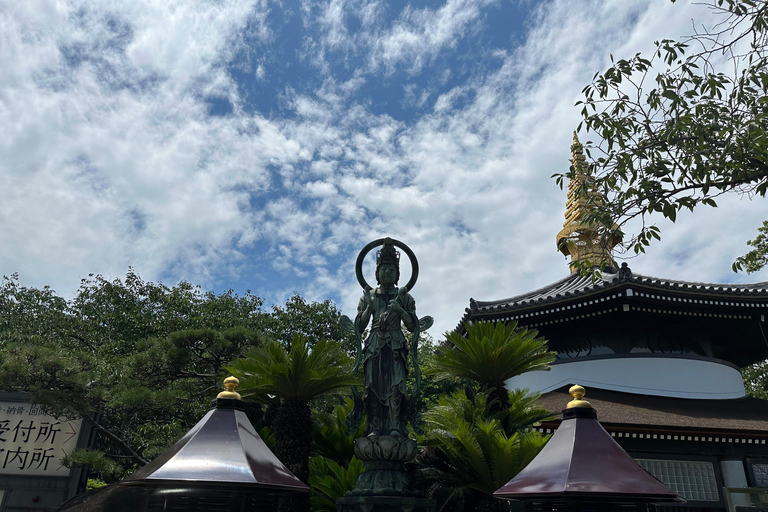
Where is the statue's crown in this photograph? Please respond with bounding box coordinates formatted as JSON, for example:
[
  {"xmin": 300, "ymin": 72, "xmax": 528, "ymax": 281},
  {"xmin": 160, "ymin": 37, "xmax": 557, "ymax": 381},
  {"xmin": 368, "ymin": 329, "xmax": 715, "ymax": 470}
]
[{"xmin": 376, "ymin": 238, "xmax": 400, "ymax": 266}]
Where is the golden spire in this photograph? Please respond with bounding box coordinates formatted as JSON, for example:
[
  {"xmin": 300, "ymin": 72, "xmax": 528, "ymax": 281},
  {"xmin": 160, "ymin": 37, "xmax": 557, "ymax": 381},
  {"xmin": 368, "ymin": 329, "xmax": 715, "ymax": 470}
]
[
  {"xmin": 217, "ymin": 376, "xmax": 242, "ymax": 400},
  {"xmin": 556, "ymin": 132, "xmax": 621, "ymax": 272},
  {"xmin": 566, "ymin": 384, "xmax": 592, "ymax": 409}
]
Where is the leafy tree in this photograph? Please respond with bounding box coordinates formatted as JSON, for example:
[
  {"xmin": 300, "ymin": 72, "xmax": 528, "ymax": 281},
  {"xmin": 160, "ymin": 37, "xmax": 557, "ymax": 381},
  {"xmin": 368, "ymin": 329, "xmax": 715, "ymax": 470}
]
[
  {"xmin": 0, "ymin": 325, "xmax": 264, "ymax": 476},
  {"xmin": 429, "ymin": 321, "xmax": 555, "ymax": 412},
  {"xmin": 227, "ymin": 334, "xmax": 360, "ymax": 512},
  {"xmin": 418, "ymin": 391, "xmax": 550, "ymax": 512},
  {"xmin": 743, "ymin": 359, "xmax": 768, "ymax": 398},
  {"xmin": 0, "ymin": 272, "xmax": 349, "ymax": 484},
  {"xmin": 67, "ymin": 269, "xmax": 267, "ymax": 349},
  {"xmin": 735, "ymin": 219, "xmax": 768, "ymax": 272},
  {"xmin": 264, "ymin": 294, "xmax": 356, "ymax": 355},
  {"xmin": 558, "ymin": 0, "xmax": 768, "ymax": 273}
]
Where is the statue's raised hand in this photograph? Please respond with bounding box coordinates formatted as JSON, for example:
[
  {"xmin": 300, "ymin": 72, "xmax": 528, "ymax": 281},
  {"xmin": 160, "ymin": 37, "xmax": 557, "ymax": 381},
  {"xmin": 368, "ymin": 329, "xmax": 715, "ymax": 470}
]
[
  {"xmin": 362, "ymin": 286, "xmax": 373, "ymax": 312},
  {"xmin": 388, "ymin": 298, "xmax": 405, "ymax": 317},
  {"xmin": 388, "ymin": 287, "xmax": 408, "ymax": 318}
]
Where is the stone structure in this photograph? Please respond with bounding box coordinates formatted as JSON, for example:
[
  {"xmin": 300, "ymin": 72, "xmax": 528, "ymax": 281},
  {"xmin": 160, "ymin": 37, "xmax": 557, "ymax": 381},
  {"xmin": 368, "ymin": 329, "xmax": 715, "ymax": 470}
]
[{"xmin": 337, "ymin": 238, "xmax": 434, "ymax": 512}]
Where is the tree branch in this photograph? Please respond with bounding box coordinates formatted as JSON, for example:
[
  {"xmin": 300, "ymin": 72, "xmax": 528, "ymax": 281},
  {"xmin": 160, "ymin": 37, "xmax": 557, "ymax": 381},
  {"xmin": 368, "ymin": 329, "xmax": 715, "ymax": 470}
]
[{"xmin": 80, "ymin": 413, "xmax": 149, "ymax": 466}]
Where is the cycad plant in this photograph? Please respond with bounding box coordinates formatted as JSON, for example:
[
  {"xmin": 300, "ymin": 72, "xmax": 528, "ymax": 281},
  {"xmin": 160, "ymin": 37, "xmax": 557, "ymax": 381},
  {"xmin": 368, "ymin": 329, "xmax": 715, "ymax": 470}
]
[
  {"xmin": 227, "ymin": 334, "xmax": 360, "ymax": 511},
  {"xmin": 419, "ymin": 391, "xmax": 550, "ymax": 512},
  {"xmin": 312, "ymin": 399, "xmax": 364, "ymax": 464},
  {"xmin": 429, "ymin": 321, "xmax": 555, "ymax": 410},
  {"xmin": 309, "ymin": 456, "xmax": 365, "ymax": 512}
]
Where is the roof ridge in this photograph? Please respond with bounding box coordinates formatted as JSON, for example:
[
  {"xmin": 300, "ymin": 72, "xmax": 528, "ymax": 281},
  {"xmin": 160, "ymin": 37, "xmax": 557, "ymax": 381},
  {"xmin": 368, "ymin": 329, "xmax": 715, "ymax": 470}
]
[{"xmin": 473, "ymin": 272, "xmax": 587, "ymax": 307}]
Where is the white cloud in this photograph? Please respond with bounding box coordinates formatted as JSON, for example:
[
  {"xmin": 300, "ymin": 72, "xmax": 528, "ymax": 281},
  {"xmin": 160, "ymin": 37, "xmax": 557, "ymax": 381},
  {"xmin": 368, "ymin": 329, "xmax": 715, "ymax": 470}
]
[
  {"xmin": 370, "ymin": 0, "xmax": 497, "ymax": 74},
  {"xmin": 1, "ymin": 0, "xmax": 765, "ymax": 339},
  {"xmin": 0, "ymin": 0, "xmax": 295, "ymax": 292}
]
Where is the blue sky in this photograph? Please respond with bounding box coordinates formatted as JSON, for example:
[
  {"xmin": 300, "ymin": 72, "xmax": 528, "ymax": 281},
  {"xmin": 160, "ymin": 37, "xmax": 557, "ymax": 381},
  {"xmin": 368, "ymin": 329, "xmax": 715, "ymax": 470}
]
[{"xmin": 2, "ymin": 0, "xmax": 766, "ymax": 335}]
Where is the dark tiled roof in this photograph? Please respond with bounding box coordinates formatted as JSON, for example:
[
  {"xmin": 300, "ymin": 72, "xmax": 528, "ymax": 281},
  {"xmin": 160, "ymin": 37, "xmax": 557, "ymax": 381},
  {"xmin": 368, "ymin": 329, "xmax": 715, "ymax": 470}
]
[
  {"xmin": 538, "ymin": 386, "xmax": 768, "ymax": 433},
  {"xmin": 464, "ymin": 264, "xmax": 768, "ymax": 319}
]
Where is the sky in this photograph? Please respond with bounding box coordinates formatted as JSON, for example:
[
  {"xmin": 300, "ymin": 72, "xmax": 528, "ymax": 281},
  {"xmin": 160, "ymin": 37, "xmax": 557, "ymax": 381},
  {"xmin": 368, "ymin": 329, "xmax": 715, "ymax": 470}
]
[{"xmin": 2, "ymin": 0, "xmax": 766, "ymax": 337}]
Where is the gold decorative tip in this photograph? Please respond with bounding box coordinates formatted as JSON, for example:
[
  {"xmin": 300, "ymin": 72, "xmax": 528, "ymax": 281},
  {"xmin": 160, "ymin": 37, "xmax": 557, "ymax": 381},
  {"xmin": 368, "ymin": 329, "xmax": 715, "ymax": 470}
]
[
  {"xmin": 556, "ymin": 130, "xmax": 622, "ymax": 271},
  {"xmin": 217, "ymin": 376, "xmax": 242, "ymax": 400},
  {"xmin": 566, "ymin": 384, "xmax": 592, "ymax": 408}
]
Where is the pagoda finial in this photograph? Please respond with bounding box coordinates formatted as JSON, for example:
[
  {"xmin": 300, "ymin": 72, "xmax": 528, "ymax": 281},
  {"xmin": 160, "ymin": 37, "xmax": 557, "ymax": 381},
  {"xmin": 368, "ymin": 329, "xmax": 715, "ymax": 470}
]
[
  {"xmin": 556, "ymin": 131, "xmax": 621, "ymax": 272},
  {"xmin": 566, "ymin": 384, "xmax": 592, "ymax": 409},
  {"xmin": 217, "ymin": 376, "xmax": 242, "ymax": 400}
]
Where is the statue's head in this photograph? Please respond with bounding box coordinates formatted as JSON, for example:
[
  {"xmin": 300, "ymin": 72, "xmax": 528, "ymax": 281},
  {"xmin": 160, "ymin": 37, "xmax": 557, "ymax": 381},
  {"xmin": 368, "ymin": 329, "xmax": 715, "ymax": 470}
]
[{"xmin": 375, "ymin": 238, "xmax": 400, "ymax": 285}]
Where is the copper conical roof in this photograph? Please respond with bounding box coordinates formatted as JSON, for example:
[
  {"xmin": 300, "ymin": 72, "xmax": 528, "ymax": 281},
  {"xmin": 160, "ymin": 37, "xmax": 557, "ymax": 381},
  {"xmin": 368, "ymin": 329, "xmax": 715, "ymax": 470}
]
[
  {"xmin": 495, "ymin": 387, "xmax": 682, "ymax": 503},
  {"xmin": 122, "ymin": 397, "xmax": 307, "ymax": 491},
  {"xmin": 56, "ymin": 380, "xmax": 307, "ymax": 512}
]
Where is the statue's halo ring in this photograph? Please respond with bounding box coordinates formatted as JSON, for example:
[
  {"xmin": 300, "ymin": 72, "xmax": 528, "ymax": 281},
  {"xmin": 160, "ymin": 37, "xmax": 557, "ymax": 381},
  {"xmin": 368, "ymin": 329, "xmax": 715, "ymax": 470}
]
[{"xmin": 355, "ymin": 238, "xmax": 419, "ymax": 292}]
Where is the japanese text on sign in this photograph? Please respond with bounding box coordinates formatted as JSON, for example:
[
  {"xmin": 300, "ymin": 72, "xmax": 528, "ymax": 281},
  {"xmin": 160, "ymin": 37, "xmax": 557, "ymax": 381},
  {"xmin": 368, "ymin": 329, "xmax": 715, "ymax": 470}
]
[{"xmin": 0, "ymin": 402, "xmax": 81, "ymax": 476}]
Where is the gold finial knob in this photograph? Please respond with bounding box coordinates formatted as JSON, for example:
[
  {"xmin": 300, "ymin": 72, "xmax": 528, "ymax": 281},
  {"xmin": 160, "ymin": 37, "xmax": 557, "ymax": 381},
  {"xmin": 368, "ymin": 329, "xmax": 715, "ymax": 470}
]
[
  {"xmin": 566, "ymin": 384, "xmax": 592, "ymax": 408},
  {"xmin": 217, "ymin": 376, "xmax": 242, "ymax": 400}
]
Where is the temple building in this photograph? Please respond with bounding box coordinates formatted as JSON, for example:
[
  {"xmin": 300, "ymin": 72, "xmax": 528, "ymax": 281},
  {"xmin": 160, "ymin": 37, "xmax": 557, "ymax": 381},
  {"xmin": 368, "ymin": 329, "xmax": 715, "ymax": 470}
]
[{"xmin": 457, "ymin": 134, "xmax": 768, "ymax": 512}]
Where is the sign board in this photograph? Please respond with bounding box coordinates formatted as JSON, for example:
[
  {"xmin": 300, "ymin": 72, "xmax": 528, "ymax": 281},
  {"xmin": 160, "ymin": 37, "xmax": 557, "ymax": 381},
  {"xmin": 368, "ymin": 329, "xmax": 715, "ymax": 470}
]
[{"xmin": 0, "ymin": 402, "xmax": 82, "ymax": 476}]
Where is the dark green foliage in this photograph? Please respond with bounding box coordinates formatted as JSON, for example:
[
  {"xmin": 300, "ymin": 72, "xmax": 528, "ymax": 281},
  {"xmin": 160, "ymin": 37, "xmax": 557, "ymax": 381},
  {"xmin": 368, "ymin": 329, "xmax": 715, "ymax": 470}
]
[
  {"xmin": 555, "ymin": 0, "xmax": 768, "ymax": 274},
  {"xmin": 228, "ymin": 334, "xmax": 359, "ymax": 512},
  {"xmin": 68, "ymin": 269, "xmax": 266, "ymax": 350},
  {"xmin": 309, "ymin": 456, "xmax": 365, "ymax": 512},
  {"xmin": 743, "ymin": 360, "xmax": 768, "ymax": 399},
  {"xmin": 63, "ymin": 450, "xmax": 121, "ymax": 478},
  {"xmin": 734, "ymin": 220, "xmax": 768, "ymax": 273},
  {"xmin": 417, "ymin": 391, "xmax": 550, "ymax": 512},
  {"xmin": 228, "ymin": 335, "xmax": 361, "ymax": 404},
  {"xmin": 312, "ymin": 400, "xmax": 364, "ymax": 464},
  {"xmin": 503, "ymin": 388, "xmax": 556, "ymax": 435},
  {"xmin": 264, "ymin": 294, "xmax": 356, "ymax": 355},
  {"xmin": 411, "ymin": 332, "xmax": 465, "ymax": 408},
  {"xmin": 309, "ymin": 400, "xmax": 364, "ymax": 511},
  {"xmin": 0, "ymin": 272, "xmax": 349, "ymax": 484},
  {"xmin": 417, "ymin": 321, "xmax": 555, "ymax": 511},
  {"xmin": 430, "ymin": 321, "xmax": 555, "ymax": 410}
]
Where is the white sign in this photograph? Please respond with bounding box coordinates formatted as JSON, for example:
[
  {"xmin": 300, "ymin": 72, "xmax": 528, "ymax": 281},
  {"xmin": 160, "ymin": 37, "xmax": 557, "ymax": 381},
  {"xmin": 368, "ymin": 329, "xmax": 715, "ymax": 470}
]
[{"xmin": 0, "ymin": 402, "xmax": 82, "ymax": 476}]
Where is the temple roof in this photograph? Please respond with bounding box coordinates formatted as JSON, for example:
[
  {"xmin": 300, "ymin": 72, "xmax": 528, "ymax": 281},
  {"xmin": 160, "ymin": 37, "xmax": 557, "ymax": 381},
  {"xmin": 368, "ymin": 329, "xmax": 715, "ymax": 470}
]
[
  {"xmin": 537, "ymin": 386, "xmax": 768, "ymax": 434},
  {"xmin": 459, "ymin": 263, "xmax": 768, "ymax": 331}
]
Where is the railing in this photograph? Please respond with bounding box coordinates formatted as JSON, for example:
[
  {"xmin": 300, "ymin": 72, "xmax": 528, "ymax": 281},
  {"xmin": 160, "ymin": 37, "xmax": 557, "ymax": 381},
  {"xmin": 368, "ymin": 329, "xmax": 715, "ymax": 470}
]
[{"xmin": 724, "ymin": 487, "xmax": 768, "ymax": 512}]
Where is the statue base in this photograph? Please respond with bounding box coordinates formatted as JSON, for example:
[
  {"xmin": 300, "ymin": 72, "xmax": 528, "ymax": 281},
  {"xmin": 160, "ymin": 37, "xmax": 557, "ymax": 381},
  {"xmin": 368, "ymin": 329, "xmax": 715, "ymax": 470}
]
[
  {"xmin": 350, "ymin": 435, "xmax": 419, "ymax": 496},
  {"xmin": 337, "ymin": 495, "xmax": 435, "ymax": 512}
]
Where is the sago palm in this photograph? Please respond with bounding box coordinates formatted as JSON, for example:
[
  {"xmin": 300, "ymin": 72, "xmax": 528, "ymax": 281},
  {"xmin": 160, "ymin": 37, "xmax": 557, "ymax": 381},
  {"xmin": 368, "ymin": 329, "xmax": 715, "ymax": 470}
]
[
  {"xmin": 430, "ymin": 321, "xmax": 555, "ymax": 410},
  {"xmin": 419, "ymin": 391, "xmax": 549, "ymax": 512},
  {"xmin": 227, "ymin": 334, "xmax": 360, "ymax": 511}
]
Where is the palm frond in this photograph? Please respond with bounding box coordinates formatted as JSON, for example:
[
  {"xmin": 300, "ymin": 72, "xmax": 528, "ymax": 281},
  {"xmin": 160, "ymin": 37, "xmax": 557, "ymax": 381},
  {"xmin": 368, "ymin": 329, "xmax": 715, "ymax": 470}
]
[
  {"xmin": 227, "ymin": 334, "xmax": 361, "ymax": 403},
  {"xmin": 419, "ymin": 390, "xmax": 550, "ymax": 498},
  {"xmin": 429, "ymin": 321, "xmax": 556, "ymax": 391}
]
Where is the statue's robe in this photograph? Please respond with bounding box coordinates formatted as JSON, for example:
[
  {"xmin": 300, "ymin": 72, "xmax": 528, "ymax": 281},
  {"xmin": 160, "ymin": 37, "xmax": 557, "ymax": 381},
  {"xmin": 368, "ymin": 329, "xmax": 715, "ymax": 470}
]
[{"xmin": 357, "ymin": 286, "xmax": 416, "ymax": 437}]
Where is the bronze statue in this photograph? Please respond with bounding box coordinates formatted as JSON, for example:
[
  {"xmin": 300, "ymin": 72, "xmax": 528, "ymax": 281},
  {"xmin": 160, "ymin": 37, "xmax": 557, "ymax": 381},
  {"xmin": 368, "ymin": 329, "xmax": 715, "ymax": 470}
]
[
  {"xmin": 358, "ymin": 240, "xmax": 417, "ymax": 437},
  {"xmin": 339, "ymin": 237, "xmax": 433, "ymax": 500}
]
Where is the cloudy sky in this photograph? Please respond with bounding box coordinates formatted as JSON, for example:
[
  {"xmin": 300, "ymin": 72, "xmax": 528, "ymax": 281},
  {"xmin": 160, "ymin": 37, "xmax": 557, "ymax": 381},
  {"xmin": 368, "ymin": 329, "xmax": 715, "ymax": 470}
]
[{"xmin": 2, "ymin": 0, "xmax": 766, "ymax": 336}]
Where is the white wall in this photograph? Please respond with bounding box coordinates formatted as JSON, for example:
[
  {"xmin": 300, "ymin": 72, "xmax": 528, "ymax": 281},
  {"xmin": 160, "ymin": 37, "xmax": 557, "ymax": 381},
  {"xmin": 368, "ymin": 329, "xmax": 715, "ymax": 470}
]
[{"xmin": 505, "ymin": 357, "xmax": 746, "ymax": 399}]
